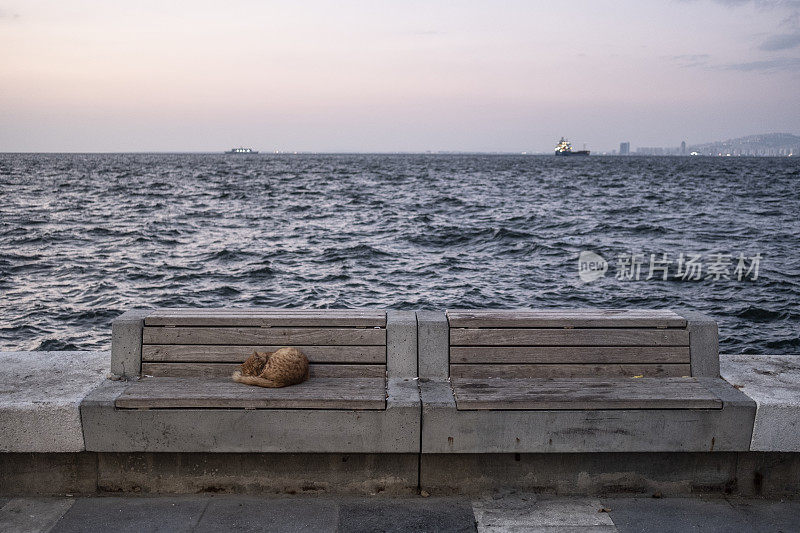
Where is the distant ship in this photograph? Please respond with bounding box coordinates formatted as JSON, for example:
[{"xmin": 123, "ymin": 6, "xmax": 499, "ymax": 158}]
[
  {"xmin": 225, "ymin": 147, "xmax": 259, "ymax": 154},
  {"xmin": 554, "ymin": 138, "xmax": 590, "ymax": 156}
]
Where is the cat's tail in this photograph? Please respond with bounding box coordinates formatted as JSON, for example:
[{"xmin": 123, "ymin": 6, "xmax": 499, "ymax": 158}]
[{"xmin": 232, "ymin": 370, "xmax": 287, "ymax": 388}]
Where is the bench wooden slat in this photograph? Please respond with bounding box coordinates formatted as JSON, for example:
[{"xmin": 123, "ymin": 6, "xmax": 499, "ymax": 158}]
[
  {"xmin": 150, "ymin": 308, "xmax": 385, "ymax": 315},
  {"xmin": 449, "ymin": 363, "xmax": 691, "ymax": 379},
  {"xmin": 452, "ymin": 377, "xmax": 722, "ymax": 410},
  {"xmin": 447, "ymin": 309, "xmax": 686, "ymax": 328},
  {"xmin": 115, "ymin": 377, "xmax": 386, "ymax": 410},
  {"xmin": 146, "ymin": 309, "xmax": 386, "ymax": 327},
  {"xmin": 450, "ymin": 346, "xmax": 690, "ymax": 364},
  {"xmin": 143, "ymin": 345, "xmax": 386, "ymax": 363},
  {"xmin": 450, "ymin": 328, "xmax": 689, "ymax": 347},
  {"xmin": 143, "ymin": 327, "xmax": 386, "ymax": 346},
  {"xmin": 141, "ymin": 362, "xmax": 386, "ymax": 378}
]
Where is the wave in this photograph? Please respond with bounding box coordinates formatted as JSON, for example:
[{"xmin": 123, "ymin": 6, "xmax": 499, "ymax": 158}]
[
  {"xmin": 734, "ymin": 306, "xmax": 788, "ymax": 321},
  {"xmin": 0, "ymin": 153, "xmax": 798, "ymax": 354}
]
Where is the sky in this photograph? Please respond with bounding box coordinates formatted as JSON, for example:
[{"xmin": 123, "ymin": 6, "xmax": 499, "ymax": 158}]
[{"xmin": 1, "ymin": 0, "xmax": 799, "ymax": 152}]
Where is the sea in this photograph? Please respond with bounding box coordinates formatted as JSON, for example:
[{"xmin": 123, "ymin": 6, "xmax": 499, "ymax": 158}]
[{"xmin": 1, "ymin": 153, "xmax": 798, "ymax": 354}]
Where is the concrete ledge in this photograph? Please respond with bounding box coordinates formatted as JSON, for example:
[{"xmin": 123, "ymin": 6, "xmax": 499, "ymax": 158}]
[
  {"xmin": 81, "ymin": 378, "xmax": 421, "ymax": 453},
  {"xmin": 721, "ymin": 353, "xmax": 800, "ymax": 451},
  {"xmin": 0, "ymin": 351, "xmax": 109, "ymax": 453}
]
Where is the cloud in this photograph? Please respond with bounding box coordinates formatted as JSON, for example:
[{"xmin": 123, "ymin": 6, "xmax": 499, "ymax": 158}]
[
  {"xmin": 670, "ymin": 54, "xmax": 711, "ymax": 67},
  {"xmin": 677, "ymin": 1, "xmax": 800, "ymax": 71},
  {"xmin": 675, "ymin": 52, "xmax": 800, "ymax": 73},
  {"xmin": 709, "ymin": 0, "xmax": 800, "ymax": 8},
  {"xmin": 759, "ymin": 32, "xmax": 800, "ymax": 49},
  {"xmin": 721, "ymin": 56, "xmax": 800, "ymax": 71},
  {"xmin": 0, "ymin": 8, "xmax": 20, "ymax": 19},
  {"xmin": 697, "ymin": 0, "xmax": 800, "ymax": 30}
]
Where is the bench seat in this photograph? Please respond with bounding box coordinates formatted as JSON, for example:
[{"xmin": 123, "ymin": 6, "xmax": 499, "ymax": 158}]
[
  {"xmin": 452, "ymin": 377, "xmax": 722, "ymax": 410},
  {"xmin": 418, "ymin": 309, "xmax": 756, "ymax": 453},
  {"xmin": 116, "ymin": 377, "xmax": 387, "ymax": 410},
  {"xmin": 81, "ymin": 308, "xmax": 419, "ymax": 453}
]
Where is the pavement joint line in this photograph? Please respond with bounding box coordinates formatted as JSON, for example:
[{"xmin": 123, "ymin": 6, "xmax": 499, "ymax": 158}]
[{"xmin": 190, "ymin": 495, "xmax": 213, "ymax": 532}]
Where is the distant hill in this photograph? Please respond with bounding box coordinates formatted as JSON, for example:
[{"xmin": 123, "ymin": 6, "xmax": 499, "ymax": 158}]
[{"xmin": 689, "ymin": 133, "xmax": 799, "ymax": 156}]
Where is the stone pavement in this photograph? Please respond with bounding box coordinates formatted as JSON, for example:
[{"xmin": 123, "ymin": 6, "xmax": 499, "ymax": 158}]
[{"xmin": 0, "ymin": 494, "xmax": 797, "ymax": 533}]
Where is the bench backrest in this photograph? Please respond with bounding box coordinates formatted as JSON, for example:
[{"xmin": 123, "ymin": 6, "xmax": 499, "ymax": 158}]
[
  {"xmin": 446, "ymin": 309, "xmax": 711, "ymax": 379},
  {"xmin": 116, "ymin": 308, "xmax": 388, "ymax": 379}
]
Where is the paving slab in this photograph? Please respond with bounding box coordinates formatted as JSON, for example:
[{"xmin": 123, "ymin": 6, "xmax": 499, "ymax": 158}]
[
  {"xmin": 338, "ymin": 497, "xmax": 476, "ymax": 533},
  {"xmin": 0, "ymin": 498, "xmax": 75, "ymax": 533},
  {"xmin": 51, "ymin": 496, "xmax": 208, "ymax": 533},
  {"xmin": 194, "ymin": 496, "xmax": 338, "ymax": 533},
  {"xmin": 28, "ymin": 495, "xmax": 800, "ymax": 532},
  {"xmin": 721, "ymin": 353, "xmax": 800, "ymax": 451},
  {"xmin": 472, "ymin": 494, "xmax": 616, "ymax": 533},
  {"xmin": 729, "ymin": 498, "xmax": 800, "ymax": 532},
  {"xmin": 0, "ymin": 351, "xmax": 109, "ymax": 452},
  {"xmin": 603, "ymin": 497, "xmax": 741, "ymax": 533},
  {"xmin": 603, "ymin": 496, "xmax": 800, "ymax": 533}
]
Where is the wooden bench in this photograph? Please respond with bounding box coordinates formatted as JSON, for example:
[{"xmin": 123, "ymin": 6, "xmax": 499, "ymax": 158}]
[
  {"xmin": 418, "ymin": 309, "xmax": 755, "ymax": 453},
  {"xmin": 81, "ymin": 308, "xmax": 419, "ymax": 453}
]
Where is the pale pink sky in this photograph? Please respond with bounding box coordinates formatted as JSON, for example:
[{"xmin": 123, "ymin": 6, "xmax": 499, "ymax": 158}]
[{"xmin": 1, "ymin": 0, "xmax": 798, "ymax": 152}]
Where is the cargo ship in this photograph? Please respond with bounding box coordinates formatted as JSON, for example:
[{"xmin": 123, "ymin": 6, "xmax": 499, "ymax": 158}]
[
  {"xmin": 554, "ymin": 138, "xmax": 590, "ymax": 156},
  {"xmin": 225, "ymin": 147, "xmax": 259, "ymax": 154}
]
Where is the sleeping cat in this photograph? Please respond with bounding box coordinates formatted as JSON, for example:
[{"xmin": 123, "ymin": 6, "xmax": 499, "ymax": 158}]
[{"xmin": 232, "ymin": 347, "xmax": 310, "ymax": 388}]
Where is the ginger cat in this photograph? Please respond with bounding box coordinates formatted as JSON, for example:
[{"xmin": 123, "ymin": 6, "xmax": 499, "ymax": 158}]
[{"xmin": 232, "ymin": 347, "xmax": 310, "ymax": 388}]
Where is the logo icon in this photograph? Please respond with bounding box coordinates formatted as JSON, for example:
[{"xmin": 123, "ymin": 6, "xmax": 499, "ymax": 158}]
[{"xmin": 578, "ymin": 251, "xmax": 608, "ymax": 282}]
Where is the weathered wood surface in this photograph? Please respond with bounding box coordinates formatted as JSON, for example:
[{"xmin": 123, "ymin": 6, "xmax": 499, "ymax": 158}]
[
  {"xmin": 447, "ymin": 309, "xmax": 686, "ymax": 328},
  {"xmin": 141, "ymin": 362, "xmax": 387, "ymax": 378},
  {"xmin": 145, "ymin": 308, "xmax": 386, "ymax": 327},
  {"xmin": 450, "ymin": 328, "xmax": 689, "ymax": 347},
  {"xmin": 115, "ymin": 377, "xmax": 386, "ymax": 410},
  {"xmin": 449, "ymin": 363, "xmax": 691, "ymax": 379},
  {"xmin": 142, "ymin": 345, "xmax": 386, "ymax": 363},
  {"xmin": 143, "ymin": 327, "xmax": 387, "ymax": 346},
  {"xmin": 449, "ymin": 346, "xmax": 690, "ymax": 364},
  {"xmin": 452, "ymin": 377, "xmax": 722, "ymax": 410},
  {"xmin": 148, "ymin": 308, "xmax": 384, "ymax": 313}
]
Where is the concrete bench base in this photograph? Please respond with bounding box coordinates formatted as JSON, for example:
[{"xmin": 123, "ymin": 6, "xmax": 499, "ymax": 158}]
[
  {"xmin": 3, "ymin": 452, "xmax": 799, "ymax": 497},
  {"xmin": 0, "ymin": 452, "xmax": 419, "ymax": 496},
  {"xmin": 421, "ymin": 452, "xmax": 800, "ymax": 497},
  {"xmin": 421, "ymin": 379, "xmax": 755, "ymax": 453},
  {"xmin": 81, "ymin": 378, "xmax": 420, "ymax": 453}
]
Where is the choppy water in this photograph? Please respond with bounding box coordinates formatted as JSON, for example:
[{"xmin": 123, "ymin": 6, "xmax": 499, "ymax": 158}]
[{"xmin": 1, "ymin": 153, "xmax": 798, "ymax": 354}]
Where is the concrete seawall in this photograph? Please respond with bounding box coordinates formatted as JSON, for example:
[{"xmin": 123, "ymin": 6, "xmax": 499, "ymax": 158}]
[
  {"xmin": 0, "ymin": 351, "xmax": 108, "ymax": 453},
  {"xmin": 1, "ymin": 350, "xmax": 799, "ymax": 496}
]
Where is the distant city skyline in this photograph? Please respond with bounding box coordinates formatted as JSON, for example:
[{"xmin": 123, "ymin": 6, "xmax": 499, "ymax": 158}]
[{"xmin": 1, "ymin": 1, "xmax": 799, "ymax": 152}]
